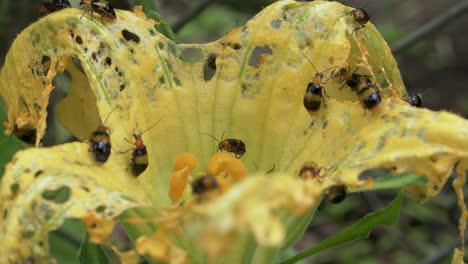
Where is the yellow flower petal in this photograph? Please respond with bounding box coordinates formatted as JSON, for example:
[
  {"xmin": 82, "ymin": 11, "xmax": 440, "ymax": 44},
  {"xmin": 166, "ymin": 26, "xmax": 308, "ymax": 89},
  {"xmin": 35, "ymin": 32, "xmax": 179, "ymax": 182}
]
[
  {"xmin": 136, "ymin": 230, "xmax": 188, "ymax": 264},
  {"xmin": 0, "ymin": 0, "xmax": 467, "ymax": 262}
]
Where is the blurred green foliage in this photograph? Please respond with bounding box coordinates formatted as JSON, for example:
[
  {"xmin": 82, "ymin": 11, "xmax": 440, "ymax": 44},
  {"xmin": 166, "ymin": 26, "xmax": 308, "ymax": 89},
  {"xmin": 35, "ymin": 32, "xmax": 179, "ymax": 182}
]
[{"xmin": 177, "ymin": 4, "xmax": 250, "ymax": 43}]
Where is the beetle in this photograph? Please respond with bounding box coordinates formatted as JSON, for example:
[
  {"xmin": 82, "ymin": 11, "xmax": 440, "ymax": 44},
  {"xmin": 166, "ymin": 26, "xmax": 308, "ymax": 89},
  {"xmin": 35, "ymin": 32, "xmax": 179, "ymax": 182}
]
[{"xmin": 121, "ymin": 121, "xmax": 161, "ymax": 176}]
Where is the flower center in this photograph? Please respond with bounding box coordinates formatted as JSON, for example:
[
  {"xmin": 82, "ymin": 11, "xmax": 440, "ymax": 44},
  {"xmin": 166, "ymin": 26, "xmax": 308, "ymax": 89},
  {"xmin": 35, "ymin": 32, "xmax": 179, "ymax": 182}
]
[{"xmin": 168, "ymin": 152, "xmax": 248, "ymax": 203}]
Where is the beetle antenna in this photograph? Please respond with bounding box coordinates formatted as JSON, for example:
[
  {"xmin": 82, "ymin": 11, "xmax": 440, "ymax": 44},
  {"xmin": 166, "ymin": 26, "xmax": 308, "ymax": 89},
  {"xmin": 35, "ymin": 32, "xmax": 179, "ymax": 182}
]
[
  {"xmin": 299, "ymin": 49, "xmax": 319, "ymax": 74},
  {"xmin": 419, "ymin": 88, "xmax": 432, "ymax": 96},
  {"xmin": 252, "ymin": 162, "xmax": 260, "ymax": 173},
  {"xmin": 321, "ymin": 66, "xmax": 340, "ymax": 75},
  {"xmin": 103, "ymin": 106, "xmax": 119, "ymax": 124},
  {"xmin": 266, "ymin": 164, "xmax": 276, "ymax": 174},
  {"xmin": 200, "ymin": 132, "xmax": 220, "ymax": 143},
  {"xmin": 140, "ymin": 119, "xmax": 162, "ymax": 136}
]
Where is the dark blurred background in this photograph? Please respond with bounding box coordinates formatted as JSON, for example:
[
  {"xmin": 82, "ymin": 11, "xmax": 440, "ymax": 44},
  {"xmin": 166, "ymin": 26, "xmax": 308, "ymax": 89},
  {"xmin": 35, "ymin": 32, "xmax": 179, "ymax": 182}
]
[{"xmin": 0, "ymin": 0, "xmax": 467, "ymax": 263}]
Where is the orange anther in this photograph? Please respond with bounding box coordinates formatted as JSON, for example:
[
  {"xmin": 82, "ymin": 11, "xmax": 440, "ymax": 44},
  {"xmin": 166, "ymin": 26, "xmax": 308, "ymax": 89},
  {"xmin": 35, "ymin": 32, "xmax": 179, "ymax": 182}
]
[
  {"xmin": 208, "ymin": 152, "xmax": 232, "ymax": 176},
  {"xmin": 226, "ymin": 158, "xmax": 247, "ymax": 181},
  {"xmin": 169, "ymin": 169, "xmax": 190, "ymax": 202},
  {"xmin": 169, "ymin": 153, "xmax": 198, "ymax": 202},
  {"xmin": 208, "ymin": 152, "xmax": 247, "ymax": 182},
  {"xmin": 215, "ymin": 176, "xmax": 232, "ymax": 192},
  {"xmin": 173, "ymin": 153, "xmax": 197, "ymax": 172}
]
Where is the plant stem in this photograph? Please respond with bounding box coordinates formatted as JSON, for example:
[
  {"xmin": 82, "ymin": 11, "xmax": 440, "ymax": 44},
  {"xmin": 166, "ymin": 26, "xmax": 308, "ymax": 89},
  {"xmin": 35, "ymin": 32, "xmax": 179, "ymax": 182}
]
[{"xmin": 391, "ymin": 0, "xmax": 468, "ymax": 55}]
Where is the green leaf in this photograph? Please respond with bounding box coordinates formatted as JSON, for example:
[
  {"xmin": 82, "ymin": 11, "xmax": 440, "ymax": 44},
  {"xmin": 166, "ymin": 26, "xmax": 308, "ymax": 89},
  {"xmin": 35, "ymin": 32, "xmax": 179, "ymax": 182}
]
[
  {"xmin": 280, "ymin": 191, "xmax": 404, "ymax": 264},
  {"xmin": 41, "ymin": 186, "xmax": 71, "ymax": 203},
  {"xmin": 281, "ymin": 173, "xmax": 421, "ymax": 252},
  {"xmin": 49, "ymin": 219, "xmax": 86, "ymax": 264},
  {"xmin": 282, "ymin": 201, "xmax": 320, "ymax": 249},
  {"xmin": 129, "ymin": 0, "xmax": 176, "ymax": 41},
  {"xmin": 78, "ymin": 233, "xmax": 117, "ymax": 264},
  {"xmin": 353, "ymin": 172, "xmax": 428, "ymax": 192},
  {"xmin": 278, "ymin": 248, "xmax": 304, "ymax": 264},
  {"xmin": 147, "ymin": 10, "xmax": 177, "ymax": 42},
  {"xmin": 118, "ymin": 207, "xmax": 160, "ymax": 243}
]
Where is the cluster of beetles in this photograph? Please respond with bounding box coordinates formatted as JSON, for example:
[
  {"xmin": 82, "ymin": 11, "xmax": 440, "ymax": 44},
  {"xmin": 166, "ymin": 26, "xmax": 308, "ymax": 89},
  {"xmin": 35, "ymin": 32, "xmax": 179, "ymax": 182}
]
[{"xmin": 7, "ymin": 0, "xmax": 424, "ymax": 203}]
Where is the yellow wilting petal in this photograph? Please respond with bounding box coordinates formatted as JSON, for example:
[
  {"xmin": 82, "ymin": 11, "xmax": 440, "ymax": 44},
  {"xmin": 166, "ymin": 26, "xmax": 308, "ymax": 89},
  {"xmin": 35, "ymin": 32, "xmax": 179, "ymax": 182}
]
[
  {"xmin": 136, "ymin": 230, "xmax": 188, "ymax": 264},
  {"xmin": 454, "ymin": 160, "xmax": 468, "ymax": 258},
  {"xmin": 0, "ymin": 0, "xmax": 467, "ymax": 262},
  {"xmin": 176, "ymin": 174, "xmax": 321, "ymax": 260},
  {"xmin": 83, "ymin": 212, "xmax": 116, "ymax": 244},
  {"xmin": 452, "ymin": 248, "xmax": 464, "ymax": 264}
]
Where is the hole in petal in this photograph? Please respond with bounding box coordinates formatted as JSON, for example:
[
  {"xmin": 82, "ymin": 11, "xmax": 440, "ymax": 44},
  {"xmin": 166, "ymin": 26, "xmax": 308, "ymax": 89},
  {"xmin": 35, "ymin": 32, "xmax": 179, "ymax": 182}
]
[
  {"xmin": 42, "ymin": 186, "xmax": 71, "ymax": 203},
  {"xmin": 179, "ymin": 47, "xmax": 202, "ymax": 63},
  {"xmin": 104, "ymin": 57, "xmax": 112, "ymax": 66},
  {"xmin": 53, "ymin": 55, "xmax": 105, "ymax": 142},
  {"xmin": 22, "ymin": 231, "xmax": 34, "ymax": 239},
  {"xmin": 122, "ymin": 29, "xmax": 141, "ymax": 43},
  {"xmin": 34, "ymin": 170, "xmax": 44, "ymax": 178},
  {"xmin": 174, "ymin": 77, "xmax": 182, "ymax": 86},
  {"xmin": 96, "ymin": 205, "xmax": 106, "ymax": 213},
  {"xmin": 224, "ymin": 42, "xmax": 241, "ymax": 50},
  {"xmin": 232, "ymin": 43, "xmax": 242, "ymax": 50},
  {"xmin": 43, "ymin": 70, "xmax": 76, "ymax": 146},
  {"xmin": 248, "ymin": 46, "xmax": 273, "ymax": 68},
  {"xmin": 10, "ymin": 183, "xmax": 19, "ymax": 196},
  {"xmin": 41, "ymin": 55, "xmax": 51, "ymax": 76},
  {"xmin": 75, "ymin": 35, "xmax": 83, "ymax": 45},
  {"xmin": 358, "ymin": 168, "xmax": 395, "ymax": 181},
  {"xmin": 203, "ymin": 54, "xmax": 217, "ymax": 81},
  {"xmin": 72, "ymin": 57, "xmax": 85, "ymax": 73}
]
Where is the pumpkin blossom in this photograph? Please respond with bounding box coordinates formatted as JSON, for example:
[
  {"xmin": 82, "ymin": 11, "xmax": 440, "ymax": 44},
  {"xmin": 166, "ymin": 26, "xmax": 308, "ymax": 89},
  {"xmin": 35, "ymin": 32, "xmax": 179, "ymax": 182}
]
[{"xmin": 0, "ymin": 1, "xmax": 467, "ymax": 263}]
